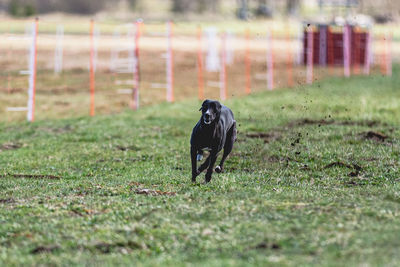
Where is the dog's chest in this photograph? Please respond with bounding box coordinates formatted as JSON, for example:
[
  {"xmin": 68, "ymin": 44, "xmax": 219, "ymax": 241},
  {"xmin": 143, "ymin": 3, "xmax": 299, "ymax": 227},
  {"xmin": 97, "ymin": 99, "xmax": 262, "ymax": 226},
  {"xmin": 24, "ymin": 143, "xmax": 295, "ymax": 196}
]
[
  {"xmin": 196, "ymin": 132, "xmax": 217, "ymax": 149},
  {"xmin": 191, "ymin": 122, "xmax": 222, "ymax": 149}
]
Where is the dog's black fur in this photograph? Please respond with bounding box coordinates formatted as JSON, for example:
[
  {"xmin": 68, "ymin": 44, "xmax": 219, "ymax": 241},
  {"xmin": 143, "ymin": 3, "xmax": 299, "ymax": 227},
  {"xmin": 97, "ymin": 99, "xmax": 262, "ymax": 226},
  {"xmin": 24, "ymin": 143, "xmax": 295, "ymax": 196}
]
[{"xmin": 190, "ymin": 99, "xmax": 237, "ymax": 183}]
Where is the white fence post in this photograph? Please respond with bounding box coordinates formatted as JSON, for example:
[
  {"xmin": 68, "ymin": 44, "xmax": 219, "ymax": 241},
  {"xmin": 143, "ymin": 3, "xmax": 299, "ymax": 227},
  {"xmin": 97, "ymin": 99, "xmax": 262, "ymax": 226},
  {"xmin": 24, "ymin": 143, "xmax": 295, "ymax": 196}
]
[{"xmin": 54, "ymin": 24, "xmax": 64, "ymax": 74}]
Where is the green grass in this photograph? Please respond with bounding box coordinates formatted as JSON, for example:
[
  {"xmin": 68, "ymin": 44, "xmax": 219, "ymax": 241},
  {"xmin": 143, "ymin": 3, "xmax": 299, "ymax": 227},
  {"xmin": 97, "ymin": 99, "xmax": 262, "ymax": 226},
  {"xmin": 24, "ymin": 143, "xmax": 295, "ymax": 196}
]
[{"xmin": 1, "ymin": 67, "xmax": 400, "ymax": 266}]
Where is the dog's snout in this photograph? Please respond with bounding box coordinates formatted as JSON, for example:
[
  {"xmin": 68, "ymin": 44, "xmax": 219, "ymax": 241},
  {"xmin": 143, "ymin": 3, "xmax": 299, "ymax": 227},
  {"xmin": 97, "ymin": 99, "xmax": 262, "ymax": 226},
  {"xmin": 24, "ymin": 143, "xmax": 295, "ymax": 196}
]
[{"xmin": 204, "ymin": 113, "xmax": 210, "ymax": 119}]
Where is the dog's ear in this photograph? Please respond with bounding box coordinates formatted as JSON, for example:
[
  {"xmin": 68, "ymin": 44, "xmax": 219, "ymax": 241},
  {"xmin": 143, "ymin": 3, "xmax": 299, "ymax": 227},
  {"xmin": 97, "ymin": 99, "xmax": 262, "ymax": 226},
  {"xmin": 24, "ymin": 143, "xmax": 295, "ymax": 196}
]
[{"xmin": 199, "ymin": 99, "xmax": 210, "ymax": 111}]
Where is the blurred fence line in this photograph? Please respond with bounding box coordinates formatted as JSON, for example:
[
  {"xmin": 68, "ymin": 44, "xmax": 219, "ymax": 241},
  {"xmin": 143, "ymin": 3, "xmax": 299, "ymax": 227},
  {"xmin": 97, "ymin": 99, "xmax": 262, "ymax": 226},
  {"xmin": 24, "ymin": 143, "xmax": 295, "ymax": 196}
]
[{"xmin": 0, "ymin": 18, "xmax": 395, "ymax": 122}]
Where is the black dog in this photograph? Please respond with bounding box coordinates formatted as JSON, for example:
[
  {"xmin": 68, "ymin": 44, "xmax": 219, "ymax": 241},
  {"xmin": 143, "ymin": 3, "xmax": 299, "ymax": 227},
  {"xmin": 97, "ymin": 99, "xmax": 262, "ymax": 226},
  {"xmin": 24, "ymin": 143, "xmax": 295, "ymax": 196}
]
[{"xmin": 190, "ymin": 99, "xmax": 237, "ymax": 183}]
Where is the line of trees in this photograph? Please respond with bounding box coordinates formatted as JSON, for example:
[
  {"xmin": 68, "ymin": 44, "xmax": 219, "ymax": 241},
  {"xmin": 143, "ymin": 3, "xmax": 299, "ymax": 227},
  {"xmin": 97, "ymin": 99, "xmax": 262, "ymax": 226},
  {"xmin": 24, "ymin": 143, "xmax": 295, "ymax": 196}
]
[
  {"xmin": 4, "ymin": 0, "xmax": 109, "ymax": 16},
  {"xmin": 2, "ymin": 0, "xmax": 398, "ymax": 22},
  {"xmin": 2, "ymin": 0, "xmax": 299, "ymax": 18}
]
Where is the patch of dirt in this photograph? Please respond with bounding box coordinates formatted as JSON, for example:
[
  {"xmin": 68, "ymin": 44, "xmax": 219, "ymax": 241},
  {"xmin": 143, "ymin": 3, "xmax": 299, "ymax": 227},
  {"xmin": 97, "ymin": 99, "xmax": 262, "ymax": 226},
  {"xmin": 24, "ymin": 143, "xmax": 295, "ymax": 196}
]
[
  {"xmin": 291, "ymin": 133, "xmax": 302, "ymax": 147},
  {"xmin": 93, "ymin": 241, "xmax": 142, "ymax": 254},
  {"xmin": 343, "ymin": 177, "xmax": 370, "ymax": 187},
  {"xmin": 359, "ymin": 157, "xmax": 379, "ymax": 162},
  {"xmin": 0, "ymin": 198, "xmax": 15, "ymax": 204},
  {"xmin": 129, "ymin": 181, "xmax": 145, "ymax": 187},
  {"xmin": 235, "ymin": 138, "xmax": 246, "ymax": 143},
  {"xmin": 115, "ymin": 145, "xmax": 140, "ymax": 151},
  {"xmin": 300, "ymin": 164, "xmax": 310, "ymax": 170},
  {"xmin": 287, "ymin": 118, "xmax": 383, "ymax": 128},
  {"xmin": 360, "ymin": 131, "xmax": 389, "ymax": 142},
  {"xmin": 0, "ymin": 142, "xmax": 24, "ymax": 152},
  {"xmin": 97, "ymin": 158, "xmax": 122, "ymax": 163},
  {"xmin": 324, "ymin": 161, "xmax": 353, "ymax": 169},
  {"xmin": 127, "ymin": 155, "xmax": 153, "ymax": 162},
  {"xmin": 0, "ymin": 173, "xmax": 61, "ymax": 180},
  {"xmin": 253, "ymin": 241, "xmax": 281, "ymax": 250},
  {"xmin": 31, "ymin": 245, "xmax": 60, "ymax": 254},
  {"xmin": 267, "ymin": 155, "xmax": 281, "ymax": 162},
  {"xmin": 288, "ymin": 118, "xmax": 335, "ymax": 127},
  {"xmin": 134, "ymin": 188, "xmax": 176, "ymax": 196},
  {"xmin": 323, "ymin": 161, "xmax": 362, "ymax": 177},
  {"xmin": 245, "ymin": 131, "xmax": 282, "ymax": 143},
  {"xmin": 70, "ymin": 207, "xmax": 97, "ymax": 217},
  {"xmin": 1, "ymin": 88, "xmax": 24, "ymax": 94},
  {"xmin": 37, "ymin": 125, "xmax": 73, "ymax": 134}
]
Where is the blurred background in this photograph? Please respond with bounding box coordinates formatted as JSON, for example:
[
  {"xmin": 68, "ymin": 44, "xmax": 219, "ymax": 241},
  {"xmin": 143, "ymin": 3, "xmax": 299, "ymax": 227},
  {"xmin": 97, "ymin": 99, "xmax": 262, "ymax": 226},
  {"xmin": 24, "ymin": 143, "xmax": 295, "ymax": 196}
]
[
  {"xmin": 0, "ymin": 0, "xmax": 399, "ymax": 22},
  {"xmin": 0, "ymin": 0, "xmax": 398, "ymax": 123}
]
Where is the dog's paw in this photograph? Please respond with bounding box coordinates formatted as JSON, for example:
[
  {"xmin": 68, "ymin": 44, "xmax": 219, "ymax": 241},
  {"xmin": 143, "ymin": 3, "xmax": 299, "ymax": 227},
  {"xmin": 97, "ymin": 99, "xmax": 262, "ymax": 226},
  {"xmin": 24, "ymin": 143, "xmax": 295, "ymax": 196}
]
[
  {"xmin": 196, "ymin": 154, "xmax": 203, "ymax": 161},
  {"xmin": 215, "ymin": 166, "xmax": 222, "ymax": 173}
]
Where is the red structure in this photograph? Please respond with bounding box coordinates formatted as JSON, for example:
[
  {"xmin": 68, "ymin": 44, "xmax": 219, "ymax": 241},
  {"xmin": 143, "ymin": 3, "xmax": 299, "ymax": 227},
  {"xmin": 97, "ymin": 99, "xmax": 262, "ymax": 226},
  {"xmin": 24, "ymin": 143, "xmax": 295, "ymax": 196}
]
[{"xmin": 303, "ymin": 24, "xmax": 370, "ymax": 66}]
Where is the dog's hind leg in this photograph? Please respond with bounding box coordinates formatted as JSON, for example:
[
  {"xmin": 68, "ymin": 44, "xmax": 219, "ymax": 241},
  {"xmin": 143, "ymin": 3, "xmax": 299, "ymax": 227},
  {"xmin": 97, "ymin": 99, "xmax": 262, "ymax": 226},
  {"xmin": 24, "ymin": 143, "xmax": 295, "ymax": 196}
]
[
  {"xmin": 205, "ymin": 150, "xmax": 218, "ymax": 183},
  {"xmin": 215, "ymin": 122, "xmax": 237, "ymax": 173}
]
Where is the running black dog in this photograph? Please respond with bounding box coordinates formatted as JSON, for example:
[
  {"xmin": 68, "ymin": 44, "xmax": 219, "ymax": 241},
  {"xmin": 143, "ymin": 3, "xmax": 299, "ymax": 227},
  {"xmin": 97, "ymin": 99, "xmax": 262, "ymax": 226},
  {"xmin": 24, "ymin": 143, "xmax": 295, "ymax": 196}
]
[{"xmin": 190, "ymin": 99, "xmax": 237, "ymax": 183}]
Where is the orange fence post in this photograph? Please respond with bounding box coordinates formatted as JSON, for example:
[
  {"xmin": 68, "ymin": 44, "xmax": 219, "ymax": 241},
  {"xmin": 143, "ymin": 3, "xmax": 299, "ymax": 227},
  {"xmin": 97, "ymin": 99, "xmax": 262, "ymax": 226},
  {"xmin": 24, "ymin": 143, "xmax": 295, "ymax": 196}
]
[
  {"xmin": 89, "ymin": 19, "xmax": 95, "ymax": 116},
  {"xmin": 245, "ymin": 28, "xmax": 251, "ymax": 94},
  {"xmin": 197, "ymin": 26, "xmax": 204, "ymax": 100}
]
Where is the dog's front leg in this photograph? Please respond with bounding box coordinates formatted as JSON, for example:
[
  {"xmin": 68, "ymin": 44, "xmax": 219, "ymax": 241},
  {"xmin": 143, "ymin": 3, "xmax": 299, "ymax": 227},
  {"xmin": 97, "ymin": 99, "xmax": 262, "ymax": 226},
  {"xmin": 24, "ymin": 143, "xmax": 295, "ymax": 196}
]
[
  {"xmin": 205, "ymin": 150, "xmax": 218, "ymax": 183},
  {"xmin": 191, "ymin": 146, "xmax": 199, "ymax": 182}
]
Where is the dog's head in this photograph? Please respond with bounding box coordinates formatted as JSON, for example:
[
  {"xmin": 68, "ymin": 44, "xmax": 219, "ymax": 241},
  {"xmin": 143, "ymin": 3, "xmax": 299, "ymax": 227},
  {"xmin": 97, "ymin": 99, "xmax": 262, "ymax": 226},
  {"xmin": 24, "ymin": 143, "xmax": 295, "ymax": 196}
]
[{"xmin": 199, "ymin": 99, "xmax": 221, "ymax": 125}]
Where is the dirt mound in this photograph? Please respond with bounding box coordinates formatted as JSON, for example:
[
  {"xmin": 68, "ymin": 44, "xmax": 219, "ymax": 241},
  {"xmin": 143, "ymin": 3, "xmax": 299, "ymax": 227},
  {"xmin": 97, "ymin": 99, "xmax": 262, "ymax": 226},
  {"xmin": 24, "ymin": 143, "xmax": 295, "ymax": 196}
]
[
  {"xmin": 287, "ymin": 118, "xmax": 383, "ymax": 128},
  {"xmin": 361, "ymin": 131, "xmax": 388, "ymax": 142},
  {"xmin": 0, "ymin": 142, "xmax": 24, "ymax": 152},
  {"xmin": 245, "ymin": 131, "xmax": 281, "ymax": 143},
  {"xmin": 115, "ymin": 145, "xmax": 140, "ymax": 151},
  {"xmin": 31, "ymin": 245, "xmax": 60, "ymax": 254},
  {"xmin": 0, "ymin": 173, "xmax": 61, "ymax": 180},
  {"xmin": 134, "ymin": 188, "xmax": 176, "ymax": 196},
  {"xmin": 0, "ymin": 198, "xmax": 15, "ymax": 204},
  {"xmin": 93, "ymin": 241, "xmax": 142, "ymax": 254},
  {"xmin": 323, "ymin": 161, "xmax": 362, "ymax": 177}
]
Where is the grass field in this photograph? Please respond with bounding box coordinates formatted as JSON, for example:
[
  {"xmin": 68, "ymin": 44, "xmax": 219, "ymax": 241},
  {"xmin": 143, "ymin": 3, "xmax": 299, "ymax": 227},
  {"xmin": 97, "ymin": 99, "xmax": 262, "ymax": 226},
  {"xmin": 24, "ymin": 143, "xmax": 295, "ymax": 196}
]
[{"xmin": 1, "ymin": 66, "xmax": 400, "ymax": 266}]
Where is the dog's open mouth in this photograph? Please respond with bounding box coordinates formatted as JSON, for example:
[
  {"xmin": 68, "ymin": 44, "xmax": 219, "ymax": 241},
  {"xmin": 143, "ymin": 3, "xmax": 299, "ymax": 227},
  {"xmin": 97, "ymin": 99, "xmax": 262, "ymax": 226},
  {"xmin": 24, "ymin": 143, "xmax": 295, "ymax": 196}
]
[{"xmin": 204, "ymin": 119, "xmax": 211, "ymax": 124}]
